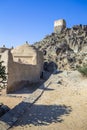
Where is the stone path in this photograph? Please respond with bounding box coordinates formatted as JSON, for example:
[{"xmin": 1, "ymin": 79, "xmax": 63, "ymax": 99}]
[{"xmin": 0, "ymin": 71, "xmax": 87, "ymax": 130}]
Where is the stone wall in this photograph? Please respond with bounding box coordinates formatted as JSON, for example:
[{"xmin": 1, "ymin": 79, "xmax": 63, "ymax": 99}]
[
  {"xmin": 54, "ymin": 19, "xmax": 66, "ymax": 34},
  {"xmin": 0, "ymin": 45, "xmax": 43, "ymax": 93},
  {"xmin": 11, "ymin": 44, "xmax": 37, "ymax": 65},
  {"xmin": 0, "ymin": 48, "xmax": 9, "ymax": 53},
  {"xmin": 6, "ymin": 51, "xmax": 43, "ymax": 93}
]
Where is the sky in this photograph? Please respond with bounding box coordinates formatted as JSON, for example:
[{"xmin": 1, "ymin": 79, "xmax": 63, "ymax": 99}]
[{"xmin": 0, "ymin": 0, "xmax": 87, "ymax": 48}]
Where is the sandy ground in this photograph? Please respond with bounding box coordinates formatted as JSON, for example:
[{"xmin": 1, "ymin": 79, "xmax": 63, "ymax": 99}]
[
  {"xmin": 9, "ymin": 71, "xmax": 87, "ymax": 130},
  {"xmin": 0, "ymin": 81, "xmax": 43, "ymax": 109},
  {"xmin": 0, "ymin": 88, "xmax": 24, "ymax": 109}
]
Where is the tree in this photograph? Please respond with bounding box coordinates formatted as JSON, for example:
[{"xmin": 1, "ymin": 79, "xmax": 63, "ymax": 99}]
[{"xmin": 0, "ymin": 61, "xmax": 7, "ymax": 84}]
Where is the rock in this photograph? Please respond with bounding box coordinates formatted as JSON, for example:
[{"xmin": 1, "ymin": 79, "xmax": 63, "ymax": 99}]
[
  {"xmin": 42, "ymin": 50, "xmax": 46, "ymax": 55},
  {"xmin": 44, "ymin": 61, "xmax": 57, "ymax": 73},
  {"xmin": 34, "ymin": 21, "xmax": 87, "ymax": 71}
]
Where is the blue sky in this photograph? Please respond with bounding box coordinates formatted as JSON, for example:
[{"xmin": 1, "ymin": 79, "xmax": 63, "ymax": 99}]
[{"xmin": 0, "ymin": 0, "xmax": 87, "ymax": 48}]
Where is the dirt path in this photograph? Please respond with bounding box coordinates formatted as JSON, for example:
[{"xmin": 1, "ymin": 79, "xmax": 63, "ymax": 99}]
[
  {"xmin": 0, "ymin": 81, "xmax": 44, "ymax": 109},
  {"xmin": 9, "ymin": 71, "xmax": 87, "ymax": 130}
]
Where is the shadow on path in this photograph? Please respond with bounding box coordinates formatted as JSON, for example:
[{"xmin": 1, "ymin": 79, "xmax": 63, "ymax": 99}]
[
  {"xmin": 0, "ymin": 101, "xmax": 72, "ymax": 129},
  {"xmin": 13, "ymin": 103, "xmax": 72, "ymax": 126}
]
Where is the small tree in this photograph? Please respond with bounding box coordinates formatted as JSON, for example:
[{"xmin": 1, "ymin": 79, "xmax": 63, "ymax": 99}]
[{"xmin": 0, "ymin": 61, "xmax": 7, "ymax": 84}]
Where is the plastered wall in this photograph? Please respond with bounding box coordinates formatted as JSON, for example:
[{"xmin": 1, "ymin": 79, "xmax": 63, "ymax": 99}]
[
  {"xmin": 0, "ymin": 49, "xmax": 43, "ymax": 93},
  {"xmin": 7, "ymin": 51, "xmax": 43, "ymax": 93}
]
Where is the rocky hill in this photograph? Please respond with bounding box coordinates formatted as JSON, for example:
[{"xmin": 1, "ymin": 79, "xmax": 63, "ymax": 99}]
[{"xmin": 34, "ymin": 21, "xmax": 87, "ymax": 71}]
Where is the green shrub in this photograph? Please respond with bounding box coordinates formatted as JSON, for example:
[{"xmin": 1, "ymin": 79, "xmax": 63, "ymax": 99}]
[
  {"xmin": 0, "ymin": 61, "xmax": 7, "ymax": 83},
  {"xmin": 78, "ymin": 64, "xmax": 87, "ymax": 76}
]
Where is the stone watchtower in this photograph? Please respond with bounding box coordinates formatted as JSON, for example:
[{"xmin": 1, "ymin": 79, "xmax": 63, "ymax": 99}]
[{"xmin": 54, "ymin": 19, "xmax": 66, "ymax": 34}]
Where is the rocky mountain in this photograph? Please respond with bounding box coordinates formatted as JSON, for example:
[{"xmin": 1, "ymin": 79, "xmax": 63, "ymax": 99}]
[{"xmin": 34, "ymin": 20, "xmax": 87, "ymax": 71}]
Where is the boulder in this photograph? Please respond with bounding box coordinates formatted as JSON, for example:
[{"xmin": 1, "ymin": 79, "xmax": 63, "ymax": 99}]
[{"xmin": 44, "ymin": 61, "xmax": 57, "ymax": 73}]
